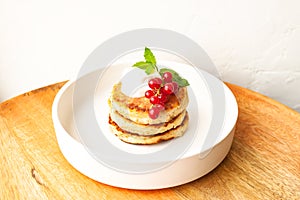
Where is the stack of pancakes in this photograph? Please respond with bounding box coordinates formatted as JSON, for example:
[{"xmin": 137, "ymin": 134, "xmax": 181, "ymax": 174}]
[{"xmin": 108, "ymin": 82, "xmax": 189, "ymax": 145}]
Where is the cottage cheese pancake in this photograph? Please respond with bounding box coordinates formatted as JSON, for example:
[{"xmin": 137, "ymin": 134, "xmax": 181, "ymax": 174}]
[
  {"xmin": 110, "ymin": 109, "xmax": 187, "ymax": 136},
  {"xmin": 108, "ymin": 113, "xmax": 189, "ymax": 145},
  {"xmin": 109, "ymin": 82, "xmax": 189, "ymax": 125}
]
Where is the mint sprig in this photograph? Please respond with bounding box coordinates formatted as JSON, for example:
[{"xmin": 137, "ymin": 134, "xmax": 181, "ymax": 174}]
[
  {"xmin": 132, "ymin": 47, "xmax": 189, "ymax": 87},
  {"xmin": 133, "ymin": 47, "xmax": 158, "ymax": 75},
  {"xmin": 132, "ymin": 61, "xmax": 155, "ymax": 75},
  {"xmin": 144, "ymin": 47, "xmax": 157, "ymax": 65}
]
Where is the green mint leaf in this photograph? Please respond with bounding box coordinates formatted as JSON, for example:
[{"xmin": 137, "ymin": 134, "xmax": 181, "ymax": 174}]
[
  {"xmin": 159, "ymin": 68, "xmax": 190, "ymax": 87},
  {"xmin": 133, "ymin": 61, "xmax": 149, "ymax": 69},
  {"xmin": 144, "ymin": 47, "xmax": 156, "ymax": 65},
  {"xmin": 176, "ymin": 78, "xmax": 190, "ymax": 87},
  {"xmin": 145, "ymin": 63, "xmax": 156, "ymax": 75},
  {"xmin": 133, "ymin": 61, "xmax": 156, "ymax": 75}
]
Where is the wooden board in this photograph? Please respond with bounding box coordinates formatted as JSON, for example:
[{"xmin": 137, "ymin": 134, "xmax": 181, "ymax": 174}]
[{"xmin": 0, "ymin": 81, "xmax": 299, "ymax": 199}]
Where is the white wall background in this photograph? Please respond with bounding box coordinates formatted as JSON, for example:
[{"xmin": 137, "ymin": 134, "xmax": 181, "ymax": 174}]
[{"xmin": 1, "ymin": 0, "xmax": 299, "ymax": 112}]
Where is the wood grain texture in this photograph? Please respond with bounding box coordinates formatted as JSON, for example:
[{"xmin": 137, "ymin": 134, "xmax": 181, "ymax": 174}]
[{"xmin": 0, "ymin": 81, "xmax": 299, "ymax": 200}]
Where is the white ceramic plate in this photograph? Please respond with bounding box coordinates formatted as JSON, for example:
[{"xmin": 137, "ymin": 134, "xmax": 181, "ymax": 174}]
[{"xmin": 52, "ymin": 61, "xmax": 238, "ymax": 189}]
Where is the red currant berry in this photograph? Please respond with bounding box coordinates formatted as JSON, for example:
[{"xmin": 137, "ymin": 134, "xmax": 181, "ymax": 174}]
[
  {"xmin": 145, "ymin": 90, "xmax": 155, "ymax": 98},
  {"xmin": 150, "ymin": 95, "xmax": 159, "ymax": 104},
  {"xmin": 148, "ymin": 107, "xmax": 160, "ymax": 119},
  {"xmin": 155, "ymin": 77, "xmax": 163, "ymax": 84},
  {"xmin": 159, "ymin": 87, "xmax": 165, "ymax": 94},
  {"xmin": 157, "ymin": 93, "xmax": 168, "ymax": 103},
  {"xmin": 163, "ymin": 72, "xmax": 173, "ymax": 83},
  {"xmin": 172, "ymin": 82, "xmax": 179, "ymax": 93},
  {"xmin": 148, "ymin": 78, "xmax": 162, "ymax": 89},
  {"xmin": 158, "ymin": 102, "xmax": 165, "ymax": 107},
  {"xmin": 162, "ymin": 83, "xmax": 174, "ymax": 95},
  {"xmin": 153, "ymin": 104, "xmax": 165, "ymax": 111}
]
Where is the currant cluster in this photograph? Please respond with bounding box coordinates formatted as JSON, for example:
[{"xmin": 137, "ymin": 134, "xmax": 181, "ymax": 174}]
[{"xmin": 145, "ymin": 72, "xmax": 179, "ymax": 119}]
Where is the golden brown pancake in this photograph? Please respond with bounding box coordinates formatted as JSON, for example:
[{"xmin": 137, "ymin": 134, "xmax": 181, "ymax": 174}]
[
  {"xmin": 110, "ymin": 109, "xmax": 187, "ymax": 136},
  {"xmin": 109, "ymin": 82, "xmax": 189, "ymax": 125},
  {"xmin": 108, "ymin": 113, "xmax": 189, "ymax": 145}
]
